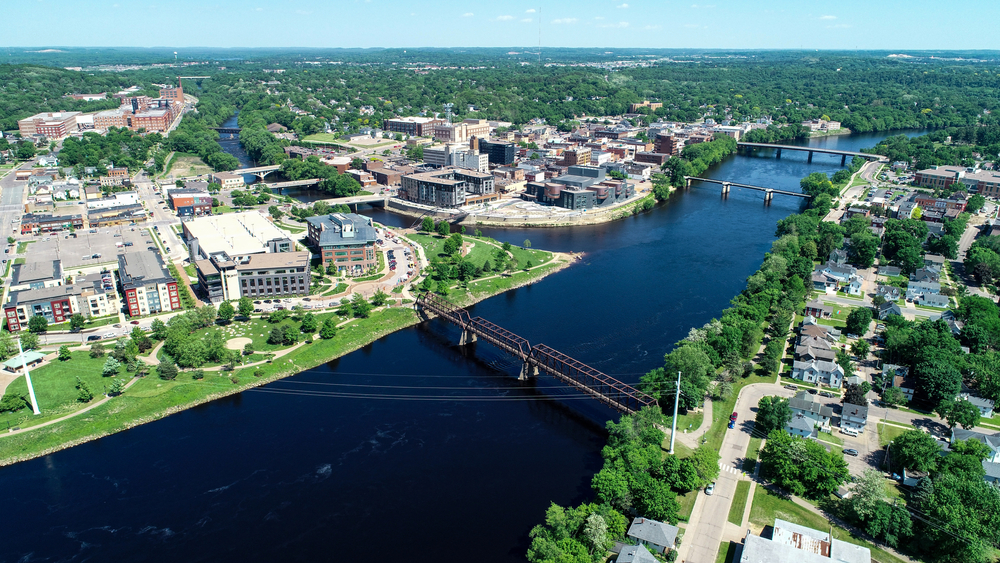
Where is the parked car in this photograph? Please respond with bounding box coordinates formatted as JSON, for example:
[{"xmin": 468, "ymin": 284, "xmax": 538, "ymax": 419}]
[
  {"xmin": 843, "ymin": 448, "xmax": 859, "ymax": 457},
  {"xmin": 728, "ymin": 420, "xmax": 735, "ymax": 429},
  {"xmin": 808, "ymin": 388, "xmax": 818, "ymax": 395},
  {"xmin": 784, "ymin": 384, "xmax": 799, "ymax": 391},
  {"xmin": 730, "ymin": 412, "xmax": 738, "ymax": 421},
  {"xmin": 102, "ymin": 332, "xmax": 115, "ymax": 339},
  {"xmin": 87, "ymin": 335, "xmax": 102, "ymax": 342},
  {"xmin": 820, "ymin": 391, "xmax": 834, "ymax": 398},
  {"xmin": 705, "ymin": 482, "xmax": 715, "ymax": 495}
]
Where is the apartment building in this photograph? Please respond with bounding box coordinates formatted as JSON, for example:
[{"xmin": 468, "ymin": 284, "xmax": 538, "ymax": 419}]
[
  {"xmin": 561, "ymin": 148, "xmax": 592, "ymax": 166},
  {"xmin": 17, "ymin": 112, "xmax": 81, "ymax": 139},
  {"xmin": 306, "ymin": 213, "xmax": 378, "ymax": 275},
  {"xmin": 478, "ymin": 140, "xmax": 517, "ymax": 165},
  {"xmin": 211, "ymin": 171, "xmax": 245, "ymax": 189},
  {"xmin": 9, "ymin": 260, "xmax": 64, "ymax": 292},
  {"xmin": 400, "ymin": 168, "xmax": 497, "ymax": 208},
  {"xmin": 3, "ymin": 286, "xmax": 83, "ymax": 331},
  {"xmin": 196, "ymin": 251, "xmax": 311, "ymax": 303},
  {"xmin": 384, "ymin": 116, "xmax": 442, "ymax": 137},
  {"xmin": 118, "ymin": 251, "xmax": 181, "ymax": 317},
  {"xmin": 653, "ymin": 134, "xmax": 684, "ymax": 156}
]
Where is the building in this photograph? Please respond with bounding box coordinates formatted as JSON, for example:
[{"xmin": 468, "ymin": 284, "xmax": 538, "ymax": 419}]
[
  {"xmin": 17, "ymin": 112, "xmax": 81, "ymax": 139},
  {"xmin": 905, "ymin": 281, "xmax": 940, "ymax": 302},
  {"xmin": 117, "ymin": 251, "xmax": 180, "ymax": 317},
  {"xmin": 791, "ymin": 359, "xmax": 845, "ymax": 388},
  {"xmin": 913, "ymin": 193, "xmax": 967, "ymax": 213},
  {"xmin": 841, "ymin": 403, "xmax": 869, "ymax": 434},
  {"xmin": 801, "ymin": 119, "xmax": 842, "ymax": 132},
  {"xmin": 195, "ymin": 251, "xmax": 311, "ymax": 303},
  {"xmin": 168, "ymin": 188, "xmax": 213, "ymax": 216},
  {"xmin": 10, "ymin": 260, "xmax": 63, "ymax": 291},
  {"xmin": 2, "ymin": 351, "xmax": 47, "ymax": 373},
  {"xmin": 875, "ymin": 284, "xmax": 901, "ymax": 302},
  {"xmin": 795, "ymin": 337, "xmax": 836, "ymax": 363},
  {"xmin": 78, "ymin": 272, "xmax": 119, "ymax": 318},
  {"xmin": 20, "ymin": 212, "xmax": 85, "ymax": 234},
  {"xmin": 653, "ymin": 134, "xmax": 684, "ymax": 156},
  {"xmin": 738, "ymin": 519, "xmax": 870, "ymax": 563},
  {"xmin": 478, "ymin": 140, "xmax": 517, "ymax": 165},
  {"xmin": 913, "ymin": 165, "xmax": 969, "ymax": 189},
  {"xmin": 804, "ymin": 300, "xmax": 833, "ymax": 318},
  {"xmin": 346, "ymin": 169, "xmax": 377, "ymax": 188},
  {"xmin": 88, "ymin": 204, "xmax": 148, "ymax": 228},
  {"xmin": 959, "ymin": 393, "xmax": 995, "ymax": 417},
  {"xmin": 432, "ymin": 119, "xmax": 490, "ymax": 143},
  {"xmin": 3, "ymin": 285, "xmax": 84, "ymax": 331},
  {"xmin": 367, "ymin": 167, "xmax": 403, "ymax": 186},
  {"xmin": 615, "ymin": 544, "xmax": 657, "ymax": 563},
  {"xmin": 884, "ymin": 364, "xmax": 915, "ymax": 401},
  {"xmin": 159, "ymin": 82, "xmax": 184, "ymax": 104},
  {"xmin": 400, "ymin": 168, "xmax": 497, "ymax": 208},
  {"xmin": 561, "ymin": 148, "xmax": 592, "ymax": 166},
  {"xmin": 86, "ymin": 190, "xmax": 139, "ymax": 210},
  {"xmin": 629, "ymin": 101, "xmax": 663, "ymax": 113},
  {"xmin": 306, "ymin": 213, "xmax": 378, "ymax": 276},
  {"xmin": 626, "ymin": 517, "xmax": 678, "ymax": 554},
  {"xmin": 634, "ymin": 152, "xmax": 670, "ymax": 165},
  {"xmin": 453, "ymin": 149, "xmax": 489, "ymax": 173},
  {"xmin": 789, "ymin": 391, "xmax": 835, "ymax": 428},
  {"xmin": 786, "ymin": 413, "xmax": 819, "ymax": 439},
  {"xmin": 523, "ymin": 165, "xmax": 634, "ymax": 211},
  {"xmin": 878, "ymin": 301, "xmax": 903, "ymax": 320},
  {"xmin": 384, "ymin": 116, "xmax": 443, "ymax": 137},
  {"xmin": 183, "ymin": 211, "xmax": 294, "ymax": 262},
  {"xmin": 211, "ymin": 171, "xmax": 245, "ymax": 189}
]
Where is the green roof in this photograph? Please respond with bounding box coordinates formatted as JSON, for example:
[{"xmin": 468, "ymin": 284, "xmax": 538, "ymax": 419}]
[{"xmin": 2, "ymin": 351, "xmax": 46, "ymax": 370}]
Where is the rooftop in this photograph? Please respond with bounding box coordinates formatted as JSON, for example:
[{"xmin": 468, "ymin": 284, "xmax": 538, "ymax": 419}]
[
  {"xmin": 184, "ymin": 211, "xmax": 291, "ymax": 258},
  {"xmin": 117, "ymin": 251, "xmax": 174, "ymax": 289},
  {"xmin": 627, "ymin": 517, "xmax": 678, "ymax": 549},
  {"xmin": 307, "ymin": 213, "xmax": 377, "ymax": 248},
  {"xmin": 11, "ymin": 259, "xmax": 62, "ymax": 286},
  {"xmin": 740, "ymin": 519, "xmax": 870, "ymax": 563},
  {"xmin": 5, "ymin": 285, "xmax": 81, "ymax": 308},
  {"xmin": 616, "ymin": 543, "xmax": 658, "ymax": 563}
]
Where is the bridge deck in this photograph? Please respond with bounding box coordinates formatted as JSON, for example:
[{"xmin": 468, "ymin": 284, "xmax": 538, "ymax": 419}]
[
  {"xmin": 736, "ymin": 142, "xmax": 878, "ymax": 159},
  {"xmin": 418, "ymin": 294, "xmax": 654, "ymax": 415},
  {"xmin": 232, "ymin": 165, "xmax": 282, "ymax": 174},
  {"xmin": 685, "ymin": 177, "xmax": 811, "ymax": 198}
]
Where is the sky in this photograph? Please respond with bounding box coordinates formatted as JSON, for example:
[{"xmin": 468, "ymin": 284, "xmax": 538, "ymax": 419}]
[{"xmin": 4, "ymin": 0, "xmax": 1000, "ymax": 51}]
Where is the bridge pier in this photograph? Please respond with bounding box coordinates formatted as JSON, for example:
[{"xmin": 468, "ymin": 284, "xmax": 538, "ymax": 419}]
[
  {"xmin": 764, "ymin": 189, "xmax": 773, "ymax": 205},
  {"xmin": 841, "ymin": 154, "xmax": 847, "ymax": 166},
  {"xmin": 519, "ymin": 362, "xmax": 538, "ymax": 381},
  {"xmin": 721, "ymin": 182, "xmax": 730, "ymax": 197},
  {"xmin": 684, "ymin": 177, "xmax": 692, "ymax": 190},
  {"xmin": 459, "ymin": 329, "xmax": 477, "ymax": 346},
  {"xmin": 775, "ymin": 148, "xmax": 781, "ymax": 159},
  {"xmin": 807, "ymin": 151, "xmax": 814, "ymax": 163}
]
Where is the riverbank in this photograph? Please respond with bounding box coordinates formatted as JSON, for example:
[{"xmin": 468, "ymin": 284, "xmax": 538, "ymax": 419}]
[{"xmin": 0, "ymin": 247, "xmax": 575, "ymax": 467}]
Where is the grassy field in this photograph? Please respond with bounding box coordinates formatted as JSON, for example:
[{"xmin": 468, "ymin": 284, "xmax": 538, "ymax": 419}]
[
  {"xmin": 744, "ymin": 436, "xmax": 763, "ymax": 474},
  {"xmin": 749, "ymin": 486, "xmax": 909, "ymax": 563},
  {"xmin": 728, "ymin": 481, "xmax": 751, "ymax": 525},
  {"xmin": 677, "ymin": 489, "xmax": 699, "ymax": 522},
  {"xmin": 878, "ymin": 422, "xmax": 910, "ymax": 447},
  {"xmin": 46, "ymin": 315, "xmax": 118, "ymax": 332},
  {"xmin": 164, "ymin": 152, "xmax": 212, "ymax": 177}
]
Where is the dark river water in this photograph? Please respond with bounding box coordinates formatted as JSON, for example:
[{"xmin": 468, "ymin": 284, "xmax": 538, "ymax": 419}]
[{"xmin": 0, "ymin": 130, "xmax": 922, "ymax": 562}]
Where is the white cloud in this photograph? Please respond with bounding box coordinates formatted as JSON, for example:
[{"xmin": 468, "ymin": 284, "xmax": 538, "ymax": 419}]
[
  {"xmin": 617, "ymin": 2, "xmax": 628, "ymax": 7},
  {"xmin": 462, "ymin": 12, "xmax": 473, "ymax": 17},
  {"xmin": 525, "ymin": 8, "xmax": 535, "ymax": 13},
  {"xmin": 819, "ymin": 15, "xmax": 837, "ymax": 20},
  {"xmin": 551, "ymin": 17, "xmax": 577, "ymax": 24},
  {"xmin": 495, "ymin": 14, "xmax": 514, "ymax": 20},
  {"xmin": 600, "ymin": 21, "xmax": 629, "ymax": 28},
  {"xmin": 521, "ymin": 18, "xmax": 533, "ymax": 22}
]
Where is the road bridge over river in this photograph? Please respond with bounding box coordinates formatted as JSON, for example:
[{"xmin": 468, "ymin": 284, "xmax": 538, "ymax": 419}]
[
  {"xmin": 737, "ymin": 142, "xmax": 884, "ymax": 165},
  {"xmin": 684, "ymin": 176, "xmax": 812, "ymax": 203},
  {"xmin": 417, "ymin": 293, "xmax": 656, "ymax": 415}
]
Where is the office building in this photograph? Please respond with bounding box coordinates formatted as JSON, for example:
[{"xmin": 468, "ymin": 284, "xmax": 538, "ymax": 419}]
[
  {"xmin": 654, "ymin": 134, "xmax": 684, "ymax": 156},
  {"xmin": 478, "ymin": 140, "xmax": 517, "ymax": 165},
  {"xmin": 211, "ymin": 171, "xmax": 245, "ymax": 189},
  {"xmin": 196, "ymin": 251, "xmax": 311, "ymax": 303},
  {"xmin": 523, "ymin": 165, "xmax": 635, "ymax": 210},
  {"xmin": 117, "ymin": 251, "xmax": 181, "ymax": 317},
  {"xmin": 183, "ymin": 211, "xmax": 294, "ymax": 262},
  {"xmin": 17, "ymin": 112, "xmax": 81, "ymax": 139},
  {"xmin": 306, "ymin": 213, "xmax": 378, "ymax": 276},
  {"xmin": 400, "ymin": 168, "xmax": 497, "ymax": 208},
  {"xmin": 432, "ymin": 119, "xmax": 490, "ymax": 143},
  {"xmin": 629, "ymin": 101, "xmax": 663, "ymax": 113},
  {"xmin": 168, "ymin": 188, "xmax": 213, "ymax": 216},
  {"xmin": 384, "ymin": 116, "xmax": 443, "ymax": 137}
]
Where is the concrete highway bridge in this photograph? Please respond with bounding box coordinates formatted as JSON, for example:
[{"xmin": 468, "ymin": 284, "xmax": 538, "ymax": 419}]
[
  {"xmin": 684, "ymin": 177, "xmax": 812, "ymax": 204},
  {"xmin": 736, "ymin": 142, "xmax": 883, "ymax": 165}
]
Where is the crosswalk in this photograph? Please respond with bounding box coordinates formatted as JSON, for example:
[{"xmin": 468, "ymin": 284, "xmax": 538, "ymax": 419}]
[{"xmin": 718, "ymin": 462, "xmax": 744, "ymax": 476}]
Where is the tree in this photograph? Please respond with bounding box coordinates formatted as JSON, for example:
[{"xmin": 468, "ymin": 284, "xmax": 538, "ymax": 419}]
[
  {"xmin": 150, "ymin": 318, "xmax": 168, "ymax": 340},
  {"xmin": 845, "ymin": 307, "xmax": 873, "ymax": 336},
  {"xmin": 967, "ymin": 194, "xmax": 987, "ymax": 214},
  {"xmin": 890, "ymin": 430, "xmax": 941, "ymax": 473},
  {"xmin": 435, "ymin": 220, "xmax": 450, "ymax": 237},
  {"xmin": 217, "ymin": 301, "xmax": 236, "ymax": 323},
  {"xmin": 851, "ymin": 339, "xmax": 870, "ymax": 360},
  {"xmin": 421, "ymin": 216, "xmax": 435, "ymax": 232},
  {"xmin": 759, "ymin": 429, "xmax": 849, "ymax": 498},
  {"xmin": 843, "ymin": 383, "xmax": 868, "ymax": 407},
  {"xmin": 76, "ymin": 377, "xmax": 94, "ymax": 403},
  {"xmin": 27, "ymin": 315, "xmax": 48, "ymax": 334},
  {"xmin": 89, "ymin": 342, "xmax": 106, "ymax": 358},
  {"xmin": 69, "ymin": 314, "xmax": 86, "ymax": 331},
  {"xmin": 849, "ymin": 231, "xmax": 878, "ymax": 268},
  {"xmin": 371, "ymin": 289, "xmax": 389, "ymax": 307},
  {"xmin": 882, "ymin": 386, "xmax": 906, "ymax": 408},
  {"xmin": 755, "ymin": 396, "xmax": 792, "ymax": 433},
  {"xmin": 917, "ymin": 358, "xmax": 962, "ymax": 406},
  {"xmin": 582, "ymin": 513, "xmax": 607, "ymax": 556},
  {"xmin": 352, "ymin": 293, "xmax": 372, "ymax": 318},
  {"xmin": 108, "ymin": 378, "xmax": 126, "ymax": 396},
  {"xmin": 268, "ymin": 205, "xmax": 284, "ymax": 220},
  {"xmin": 320, "ymin": 317, "xmax": 338, "ymax": 339},
  {"xmin": 243, "ymin": 342, "xmax": 255, "ymax": 356},
  {"xmin": 524, "ymin": 239, "xmax": 532, "ymax": 248},
  {"xmin": 130, "ymin": 326, "xmax": 151, "ymax": 352},
  {"xmin": 58, "ymin": 345, "xmax": 72, "ymax": 361},
  {"xmin": 300, "ymin": 312, "xmax": 318, "ymax": 334},
  {"xmin": 102, "ymin": 357, "xmax": 121, "ymax": 377},
  {"xmin": 157, "ymin": 361, "xmax": 179, "ymax": 381},
  {"xmin": 238, "ymin": 297, "xmax": 254, "ymax": 319},
  {"xmin": 940, "ymin": 398, "xmax": 981, "ymax": 429},
  {"xmin": 19, "ymin": 332, "xmax": 39, "ymax": 351}
]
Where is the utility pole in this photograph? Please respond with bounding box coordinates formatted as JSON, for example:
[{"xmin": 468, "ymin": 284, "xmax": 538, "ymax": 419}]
[
  {"xmin": 17, "ymin": 338, "xmax": 41, "ymax": 415},
  {"xmin": 669, "ymin": 371, "xmax": 681, "ymax": 454}
]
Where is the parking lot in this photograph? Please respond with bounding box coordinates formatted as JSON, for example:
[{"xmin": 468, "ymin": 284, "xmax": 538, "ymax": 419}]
[{"xmin": 27, "ymin": 225, "xmax": 157, "ymax": 269}]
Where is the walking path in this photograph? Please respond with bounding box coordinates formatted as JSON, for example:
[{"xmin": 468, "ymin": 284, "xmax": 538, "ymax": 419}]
[
  {"xmin": 0, "ymin": 377, "xmax": 141, "ymax": 440},
  {"xmin": 675, "ymin": 399, "xmax": 713, "ymax": 449}
]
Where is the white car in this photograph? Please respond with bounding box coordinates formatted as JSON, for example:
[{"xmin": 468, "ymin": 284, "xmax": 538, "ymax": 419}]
[
  {"xmin": 705, "ymin": 482, "xmax": 715, "ymax": 495},
  {"xmin": 103, "ymin": 332, "xmax": 116, "ymax": 339}
]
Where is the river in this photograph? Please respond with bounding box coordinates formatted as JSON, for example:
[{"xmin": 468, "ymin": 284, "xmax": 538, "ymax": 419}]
[{"xmin": 0, "ymin": 130, "xmax": 923, "ymax": 562}]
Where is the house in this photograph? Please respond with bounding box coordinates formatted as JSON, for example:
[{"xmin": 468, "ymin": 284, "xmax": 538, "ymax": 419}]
[
  {"xmin": 905, "ymin": 281, "xmax": 940, "ymax": 302},
  {"xmin": 789, "ymin": 391, "xmax": 835, "ymax": 428},
  {"xmin": 841, "ymin": 403, "xmax": 869, "ymax": 434},
  {"xmin": 875, "ymin": 284, "xmax": 901, "ymax": 302},
  {"xmin": 884, "ymin": 364, "xmax": 915, "ymax": 401},
  {"xmin": 802, "ymin": 316, "xmax": 842, "ymax": 340},
  {"xmin": 792, "ymin": 359, "xmax": 845, "ymax": 388},
  {"xmin": 738, "ymin": 518, "xmax": 871, "ymax": 563},
  {"xmin": 952, "ymin": 428, "xmax": 1000, "ymax": 484},
  {"xmin": 786, "ymin": 413, "xmax": 819, "ymax": 439},
  {"xmin": 812, "ymin": 272, "xmax": 839, "ymax": 294},
  {"xmin": 923, "ymin": 254, "xmax": 946, "ymax": 269},
  {"xmin": 918, "ymin": 294, "xmax": 950, "ymax": 309},
  {"xmin": 930, "ymin": 309, "xmax": 964, "ymax": 335},
  {"xmin": 829, "ymin": 248, "xmax": 849, "ymax": 266},
  {"xmin": 846, "ymin": 278, "xmax": 863, "ymax": 296},
  {"xmin": 820, "ymin": 261, "xmax": 859, "ymax": 283},
  {"xmin": 616, "ymin": 543, "xmax": 657, "ymax": 563},
  {"xmin": 878, "ymin": 301, "xmax": 902, "ymax": 320},
  {"xmin": 959, "ymin": 393, "xmax": 995, "ymax": 418},
  {"xmin": 878, "ymin": 265, "xmax": 902, "ymax": 278},
  {"xmin": 796, "ymin": 343, "xmax": 837, "ymax": 363},
  {"xmin": 910, "ymin": 267, "xmax": 940, "ymax": 284},
  {"xmin": 804, "ymin": 300, "xmax": 833, "ymax": 319},
  {"xmin": 626, "ymin": 517, "xmax": 678, "ymax": 554},
  {"xmin": 2, "ymin": 351, "xmax": 46, "ymax": 373}
]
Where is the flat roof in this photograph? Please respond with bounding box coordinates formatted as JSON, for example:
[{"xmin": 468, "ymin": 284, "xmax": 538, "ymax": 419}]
[
  {"xmin": 118, "ymin": 251, "xmax": 174, "ymax": 288},
  {"xmin": 184, "ymin": 211, "xmax": 290, "ymax": 258},
  {"xmin": 236, "ymin": 251, "xmax": 310, "ymax": 270},
  {"xmin": 11, "ymin": 260, "xmax": 61, "ymax": 285}
]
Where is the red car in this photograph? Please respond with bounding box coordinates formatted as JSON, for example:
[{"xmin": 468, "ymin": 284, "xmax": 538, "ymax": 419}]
[{"xmin": 730, "ymin": 412, "xmax": 738, "ymax": 422}]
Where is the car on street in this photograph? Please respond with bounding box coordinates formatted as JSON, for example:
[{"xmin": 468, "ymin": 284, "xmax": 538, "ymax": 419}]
[
  {"xmin": 730, "ymin": 412, "xmax": 738, "ymax": 421},
  {"xmin": 843, "ymin": 448, "xmax": 859, "ymax": 457},
  {"xmin": 728, "ymin": 420, "xmax": 735, "ymax": 429},
  {"xmin": 130, "ymin": 320, "xmax": 140, "ymax": 325},
  {"xmin": 808, "ymin": 388, "xmax": 817, "ymax": 394},
  {"xmin": 102, "ymin": 332, "xmax": 116, "ymax": 339},
  {"xmin": 784, "ymin": 384, "xmax": 799, "ymax": 391},
  {"xmin": 87, "ymin": 335, "xmax": 102, "ymax": 341},
  {"xmin": 820, "ymin": 391, "xmax": 834, "ymax": 398},
  {"xmin": 705, "ymin": 482, "xmax": 715, "ymax": 495}
]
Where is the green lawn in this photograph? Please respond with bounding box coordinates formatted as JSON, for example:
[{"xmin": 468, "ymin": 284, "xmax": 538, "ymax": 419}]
[
  {"xmin": 728, "ymin": 481, "xmax": 751, "ymax": 526},
  {"xmin": 0, "ymin": 351, "xmax": 117, "ymax": 431},
  {"xmin": 676, "ymin": 489, "xmax": 699, "ymax": 522},
  {"xmin": 46, "ymin": 315, "xmax": 118, "ymax": 332},
  {"xmin": 705, "ymin": 375, "xmax": 774, "ymax": 454},
  {"xmin": 716, "ymin": 541, "xmax": 738, "ymax": 563},
  {"xmin": 817, "ymin": 430, "xmax": 844, "ymax": 447},
  {"xmin": 211, "ymin": 205, "xmax": 234, "ymax": 214},
  {"xmin": 878, "ymin": 422, "xmax": 910, "ymax": 447},
  {"xmin": 16, "ymin": 241, "xmax": 33, "ymax": 253},
  {"xmin": 744, "ymin": 436, "xmax": 763, "ymax": 474}
]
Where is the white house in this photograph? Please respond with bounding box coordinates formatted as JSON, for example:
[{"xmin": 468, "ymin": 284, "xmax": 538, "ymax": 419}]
[
  {"xmin": 792, "ymin": 359, "xmax": 845, "ymax": 388},
  {"xmin": 841, "ymin": 403, "xmax": 869, "ymax": 434}
]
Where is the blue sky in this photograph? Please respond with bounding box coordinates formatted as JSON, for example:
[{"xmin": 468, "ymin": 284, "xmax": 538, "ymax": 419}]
[{"xmin": 4, "ymin": 0, "xmax": 999, "ymax": 50}]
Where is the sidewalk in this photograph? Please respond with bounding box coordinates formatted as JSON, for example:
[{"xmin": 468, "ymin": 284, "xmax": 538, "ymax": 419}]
[{"xmin": 675, "ymin": 399, "xmax": 713, "ymax": 449}]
